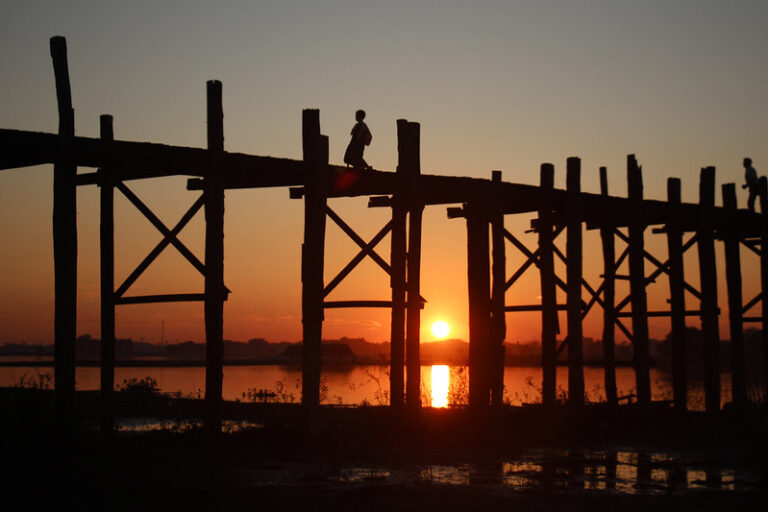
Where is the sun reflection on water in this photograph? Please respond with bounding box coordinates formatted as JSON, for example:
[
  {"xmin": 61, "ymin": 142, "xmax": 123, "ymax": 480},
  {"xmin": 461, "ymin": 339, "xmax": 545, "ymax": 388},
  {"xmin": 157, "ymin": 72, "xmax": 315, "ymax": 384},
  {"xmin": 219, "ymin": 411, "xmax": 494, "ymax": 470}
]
[{"xmin": 431, "ymin": 365, "xmax": 449, "ymax": 408}]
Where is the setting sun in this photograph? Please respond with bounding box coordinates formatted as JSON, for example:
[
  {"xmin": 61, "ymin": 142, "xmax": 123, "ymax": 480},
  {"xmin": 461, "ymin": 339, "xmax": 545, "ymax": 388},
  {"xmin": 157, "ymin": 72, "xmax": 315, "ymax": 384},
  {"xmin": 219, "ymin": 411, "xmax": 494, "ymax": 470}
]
[{"xmin": 431, "ymin": 321, "xmax": 450, "ymax": 339}]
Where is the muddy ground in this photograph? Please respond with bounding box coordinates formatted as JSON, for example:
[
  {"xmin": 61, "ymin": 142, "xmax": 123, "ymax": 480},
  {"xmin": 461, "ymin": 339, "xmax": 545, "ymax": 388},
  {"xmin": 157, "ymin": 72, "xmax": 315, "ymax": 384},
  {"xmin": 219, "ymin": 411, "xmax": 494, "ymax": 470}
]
[{"xmin": 2, "ymin": 389, "xmax": 767, "ymax": 511}]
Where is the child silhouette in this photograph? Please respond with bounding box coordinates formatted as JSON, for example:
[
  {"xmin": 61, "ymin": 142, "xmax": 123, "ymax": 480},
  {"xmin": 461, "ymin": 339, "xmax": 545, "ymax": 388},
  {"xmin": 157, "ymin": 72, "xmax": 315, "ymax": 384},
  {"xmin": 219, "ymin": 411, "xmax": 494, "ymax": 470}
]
[{"xmin": 343, "ymin": 109, "xmax": 372, "ymax": 170}]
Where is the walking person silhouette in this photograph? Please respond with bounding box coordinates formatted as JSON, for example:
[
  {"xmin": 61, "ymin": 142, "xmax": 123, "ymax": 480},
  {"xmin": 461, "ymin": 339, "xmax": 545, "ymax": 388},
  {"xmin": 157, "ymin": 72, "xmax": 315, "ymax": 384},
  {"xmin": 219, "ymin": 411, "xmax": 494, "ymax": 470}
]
[
  {"xmin": 742, "ymin": 157, "xmax": 760, "ymax": 212},
  {"xmin": 343, "ymin": 109, "xmax": 372, "ymax": 170}
]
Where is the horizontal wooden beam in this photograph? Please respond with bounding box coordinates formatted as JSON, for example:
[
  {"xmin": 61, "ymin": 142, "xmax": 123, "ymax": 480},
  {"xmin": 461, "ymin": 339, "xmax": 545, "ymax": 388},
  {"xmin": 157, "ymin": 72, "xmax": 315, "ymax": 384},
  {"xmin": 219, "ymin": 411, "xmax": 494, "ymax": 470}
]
[
  {"xmin": 115, "ymin": 293, "xmax": 207, "ymax": 305},
  {"xmin": 2, "ymin": 129, "xmax": 766, "ymax": 235},
  {"xmin": 616, "ymin": 310, "xmax": 701, "ymax": 318},
  {"xmin": 505, "ymin": 304, "xmax": 567, "ymax": 312},
  {"xmin": 368, "ymin": 195, "xmax": 393, "ymax": 208},
  {"xmin": 0, "ymin": 128, "xmax": 306, "ymax": 183},
  {"xmin": 323, "ymin": 300, "xmax": 394, "ymax": 309}
]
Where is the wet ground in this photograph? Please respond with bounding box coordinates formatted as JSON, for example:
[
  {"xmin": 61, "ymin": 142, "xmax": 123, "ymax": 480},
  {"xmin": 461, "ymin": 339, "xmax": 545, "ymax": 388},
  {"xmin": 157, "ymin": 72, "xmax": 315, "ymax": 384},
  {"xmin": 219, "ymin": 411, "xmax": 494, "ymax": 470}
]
[{"xmin": 3, "ymin": 391, "xmax": 768, "ymax": 510}]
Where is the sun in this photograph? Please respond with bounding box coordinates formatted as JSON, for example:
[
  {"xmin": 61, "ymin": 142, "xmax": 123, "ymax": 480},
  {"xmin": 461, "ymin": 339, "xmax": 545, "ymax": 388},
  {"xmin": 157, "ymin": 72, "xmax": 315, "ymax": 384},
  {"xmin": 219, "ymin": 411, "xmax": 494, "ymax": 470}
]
[{"xmin": 431, "ymin": 321, "xmax": 450, "ymax": 339}]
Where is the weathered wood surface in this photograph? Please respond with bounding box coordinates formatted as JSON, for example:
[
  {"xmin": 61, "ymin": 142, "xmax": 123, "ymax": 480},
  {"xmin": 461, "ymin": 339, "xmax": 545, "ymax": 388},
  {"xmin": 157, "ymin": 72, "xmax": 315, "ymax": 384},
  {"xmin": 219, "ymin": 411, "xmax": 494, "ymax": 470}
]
[
  {"xmin": 761, "ymin": 177, "xmax": 768, "ymax": 398},
  {"xmin": 51, "ymin": 36, "xmax": 77, "ymax": 419},
  {"xmin": 301, "ymin": 110, "xmax": 328, "ymax": 409},
  {"xmin": 627, "ymin": 155, "xmax": 651, "ymax": 406},
  {"xmin": 698, "ymin": 167, "xmax": 720, "ymax": 413},
  {"xmin": 722, "ymin": 183, "xmax": 746, "ymax": 409},
  {"xmin": 402, "ymin": 120, "xmax": 423, "ymax": 411},
  {"xmin": 466, "ymin": 201, "xmax": 491, "ymax": 409},
  {"xmin": 204, "ymin": 80, "xmax": 226, "ymax": 431},
  {"xmin": 599, "ymin": 167, "xmax": 617, "ymax": 407},
  {"xmin": 388, "ymin": 121, "xmax": 409, "ymax": 410},
  {"xmin": 566, "ymin": 157, "xmax": 584, "ymax": 407},
  {"xmin": 666, "ymin": 178, "xmax": 687, "ymax": 410},
  {"xmin": 538, "ymin": 164, "xmax": 557, "ymax": 407},
  {"xmin": 99, "ymin": 114, "xmax": 115, "ymax": 434},
  {"xmin": 490, "ymin": 170, "xmax": 506, "ymax": 408}
]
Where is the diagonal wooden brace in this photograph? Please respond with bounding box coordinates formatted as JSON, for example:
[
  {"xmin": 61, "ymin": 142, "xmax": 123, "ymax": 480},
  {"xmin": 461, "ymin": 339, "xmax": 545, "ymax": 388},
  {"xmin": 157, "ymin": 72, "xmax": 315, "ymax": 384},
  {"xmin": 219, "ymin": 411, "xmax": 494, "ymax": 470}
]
[
  {"xmin": 326, "ymin": 206, "xmax": 392, "ymax": 275},
  {"xmin": 324, "ymin": 219, "xmax": 393, "ymax": 297},
  {"xmin": 503, "ymin": 227, "xmax": 572, "ymax": 299},
  {"xmin": 614, "ymin": 231, "xmax": 700, "ymax": 313},
  {"xmin": 117, "ymin": 181, "xmax": 207, "ymax": 274},
  {"xmin": 114, "ymin": 190, "xmax": 206, "ymax": 298}
]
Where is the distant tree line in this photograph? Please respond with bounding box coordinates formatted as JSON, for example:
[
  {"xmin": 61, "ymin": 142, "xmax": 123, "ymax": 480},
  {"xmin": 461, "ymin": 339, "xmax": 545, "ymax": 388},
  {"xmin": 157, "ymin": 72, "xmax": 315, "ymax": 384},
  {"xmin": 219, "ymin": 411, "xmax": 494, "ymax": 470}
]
[{"xmin": 1, "ymin": 329, "xmax": 762, "ymax": 369}]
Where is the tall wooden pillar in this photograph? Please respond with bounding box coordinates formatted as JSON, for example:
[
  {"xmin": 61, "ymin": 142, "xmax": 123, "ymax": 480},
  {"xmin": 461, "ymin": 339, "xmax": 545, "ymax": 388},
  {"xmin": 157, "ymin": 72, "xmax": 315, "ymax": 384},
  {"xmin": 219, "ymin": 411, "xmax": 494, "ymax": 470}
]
[
  {"xmin": 467, "ymin": 201, "xmax": 491, "ymax": 409},
  {"xmin": 99, "ymin": 114, "xmax": 115, "ymax": 434},
  {"xmin": 389, "ymin": 120, "xmax": 409, "ymax": 409},
  {"xmin": 666, "ymin": 178, "xmax": 687, "ymax": 410},
  {"xmin": 301, "ymin": 109, "xmax": 328, "ymax": 409},
  {"xmin": 402, "ymin": 120, "xmax": 423, "ymax": 411},
  {"xmin": 566, "ymin": 157, "xmax": 584, "ymax": 407},
  {"xmin": 539, "ymin": 163, "xmax": 557, "ymax": 407},
  {"xmin": 697, "ymin": 166, "xmax": 720, "ymax": 413},
  {"xmin": 50, "ymin": 36, "xmax": 77, "ymax": 417},
  {"xmin": 627, "ymin": 155, "xmax": 651, "ymax": 405},
  {"xmin": 204, "ymin": 80, "xmax": 226, "ymax": 430},
  {"xmin": 722, "ymin": 183, "xmax": 746, "ymax": 408},
  {"xmin": 490, "ymin": 171, "xmax": 506, "ymax": 408},
  {"xmin": 599, "ymin": 167, "xmax": 617, "ymax": 407},
  {"xmin": 760, "ymin": 177, "xmax": 768, "ymax": 398}
]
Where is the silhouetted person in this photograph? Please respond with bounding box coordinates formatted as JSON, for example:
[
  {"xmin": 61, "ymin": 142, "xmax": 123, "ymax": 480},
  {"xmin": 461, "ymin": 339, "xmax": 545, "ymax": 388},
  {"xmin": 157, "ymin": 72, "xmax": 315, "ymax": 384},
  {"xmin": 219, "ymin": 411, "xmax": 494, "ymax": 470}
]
[
  {"xmin": 343, "ymin": 109, "xmax": 372, "ymax": 170},
  {"xmin": 742, "ymin": 157, "xmax": 759, "ymax": 212}
]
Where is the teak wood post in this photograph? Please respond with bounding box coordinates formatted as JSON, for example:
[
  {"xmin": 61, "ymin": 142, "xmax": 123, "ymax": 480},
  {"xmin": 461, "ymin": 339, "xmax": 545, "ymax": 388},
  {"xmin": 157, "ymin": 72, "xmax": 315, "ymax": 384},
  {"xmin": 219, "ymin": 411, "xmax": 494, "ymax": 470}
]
[
  {"xmin": 666, "ymin": 178, "xmax": 687, "ymax": 410},
  {"xmin": 50, "ymin": 36, "xmax": 77, "ymax": 418},
  {"xmin": 204, "ymin": 80, "xmax": 225, "ymax": 431},
  {"xmin": 760, "ymin": 177, "xmax": 768, "ymax": 398},
  {"xmin": 722, "ymin": 183, "xmax": 746, "ymax": 408},
  {"xmin": 697, "ymin": 166, "xmax": 720, "ymax": 413},
  {"xmin": 538, "ymin": 163, "xmax": 557, "ymax": 407},
  {"xmin": 99, "ymin": 114, "xmax": 115, "ymax": 434},
  {"xmin": 403, "ymin": 121, "xmax": 423, "ymax": 411},
  {"xmin": 627, "ymin": 154, "xmax": 651, "ymax": 405},
  {"xmin": 301, "ymin": 109, "xmax": 328, "ymax": 409},
  {"xmin": 566, "ymin": 157, "xmax": 584, "ymax": 407},
  {"xmin": 490, "ymin": 170, "xmax": 506, "ymax": 408},
  {"xmin": 389, "ymin": 120, "xmax": 409, "ymax": 410},
  {"xmin": 466, "ymin": 200, "xmax": 491, "ymax": 409},
  {"xmin": 599, "ymin": 167, "xmax": 618, "ymax": 407}
]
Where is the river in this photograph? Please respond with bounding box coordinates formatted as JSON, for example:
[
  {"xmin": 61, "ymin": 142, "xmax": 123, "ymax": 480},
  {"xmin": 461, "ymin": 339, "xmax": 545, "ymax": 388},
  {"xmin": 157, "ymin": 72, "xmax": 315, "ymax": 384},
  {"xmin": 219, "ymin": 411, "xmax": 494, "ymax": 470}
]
[{"xmin": 2, "ymin": 359, "xmax": 758, "ymax": 410}]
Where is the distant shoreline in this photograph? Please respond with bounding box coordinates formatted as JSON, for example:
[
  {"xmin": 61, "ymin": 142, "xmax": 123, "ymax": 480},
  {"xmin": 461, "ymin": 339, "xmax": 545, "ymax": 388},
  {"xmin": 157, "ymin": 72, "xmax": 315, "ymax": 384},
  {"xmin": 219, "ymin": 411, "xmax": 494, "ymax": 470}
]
[{"xmin": 0, "ymin": 359, "xmax": 640, "ymax": 368}]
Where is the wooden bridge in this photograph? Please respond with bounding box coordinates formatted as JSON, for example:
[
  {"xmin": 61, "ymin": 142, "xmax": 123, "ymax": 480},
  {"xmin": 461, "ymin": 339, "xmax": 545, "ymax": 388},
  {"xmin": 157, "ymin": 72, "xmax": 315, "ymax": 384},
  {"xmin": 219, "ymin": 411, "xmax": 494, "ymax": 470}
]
[{"xmin": 2, "ymin": 37, "xmax": 767, "ymax": 430}]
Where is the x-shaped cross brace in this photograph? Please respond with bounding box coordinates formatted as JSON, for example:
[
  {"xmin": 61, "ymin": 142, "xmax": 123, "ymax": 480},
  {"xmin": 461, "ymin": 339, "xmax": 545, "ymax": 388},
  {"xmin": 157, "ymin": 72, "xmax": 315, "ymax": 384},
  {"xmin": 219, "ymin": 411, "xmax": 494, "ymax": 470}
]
[
  {"xmin": 323, "ymin": 206, "xmax": 392, "ymax": 297},
  {"xmin": 114, "ymin": 182, "xmax": 228, "ymax": 299}
]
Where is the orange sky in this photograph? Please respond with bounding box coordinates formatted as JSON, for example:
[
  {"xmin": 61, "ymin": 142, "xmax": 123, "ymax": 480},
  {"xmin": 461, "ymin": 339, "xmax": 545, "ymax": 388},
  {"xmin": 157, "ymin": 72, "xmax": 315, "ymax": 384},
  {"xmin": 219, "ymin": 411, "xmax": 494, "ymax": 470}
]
[{"xmin": 1, "ymin": 2, "xmax": 768, "ymax": 345}]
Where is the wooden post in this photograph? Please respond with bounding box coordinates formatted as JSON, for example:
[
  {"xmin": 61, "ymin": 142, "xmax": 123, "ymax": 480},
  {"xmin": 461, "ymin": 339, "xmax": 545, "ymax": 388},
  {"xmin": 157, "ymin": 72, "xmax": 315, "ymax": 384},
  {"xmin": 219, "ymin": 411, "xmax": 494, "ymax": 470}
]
[
  {"xmin": 599, "ymin": 167, "xmax": 618, "ymax": 407},
  {"xmin": 722, "ymin": 183, "xmax": 746, "ymax": 408},
  {"xmin": 566, "ymin": 157, "xmax": 584, "ymax": 407},
  {"xmin": 539, "ymin": 163, "xmax": 557, "ymax": 407},
  {"xmin": 301, "ymin": 109, "xmax": 328, "ymax": 409},
  {"xmin": 490, "ymin": 170, "xmax": 506, "ymax": 408},
  {"xmin": 666, "ymin": 178, "xmax": 687, "ymax": 410},
  {"xmin": 467, "ymin": 200, "xmax": 491, "ymax": 409},
  {"xmin": 627, "ymin": 155, "xmax": 651, "ymax": 405},
  {"xmin": 50, "ymin": 36, "xmax": 77, "ymax": 418},
  {"xmin": 760, "ymin": 177, "xmax": 768, "ymax": 399},
  {"xmin": 697, "ymin": 166, "xmax": 720, "ymax": 413},
  {"xmin": 404, "ymin": 121, "xmax": 423, "ymax": 411},
  {"xmin": 389, "ymin": 120, "xmax": 408, "ymax": 409},
  {"xmin": 99, "ymin": 114, "xmax": 115, "ymax": 434},
  {"xmin": 204, "ymin": 80, "xmax": 225, "ymax": 431}
]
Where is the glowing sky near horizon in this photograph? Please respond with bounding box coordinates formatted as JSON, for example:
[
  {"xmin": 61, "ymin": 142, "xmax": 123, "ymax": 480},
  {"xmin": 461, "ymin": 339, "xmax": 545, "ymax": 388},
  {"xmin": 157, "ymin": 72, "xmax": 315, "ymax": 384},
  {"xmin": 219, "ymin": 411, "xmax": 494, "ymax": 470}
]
[{"xmin": 1, "ymin": 1, "xmax": 767, "ymax": 345}]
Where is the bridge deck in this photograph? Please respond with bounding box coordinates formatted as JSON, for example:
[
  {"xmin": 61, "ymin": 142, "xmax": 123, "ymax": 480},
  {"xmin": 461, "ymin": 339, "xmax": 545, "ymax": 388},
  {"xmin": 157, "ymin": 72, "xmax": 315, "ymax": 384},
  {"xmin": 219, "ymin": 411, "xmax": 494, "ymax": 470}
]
[{"xmin": 1, "ymin": 127, "xmax": 763, "ymax": 235}]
